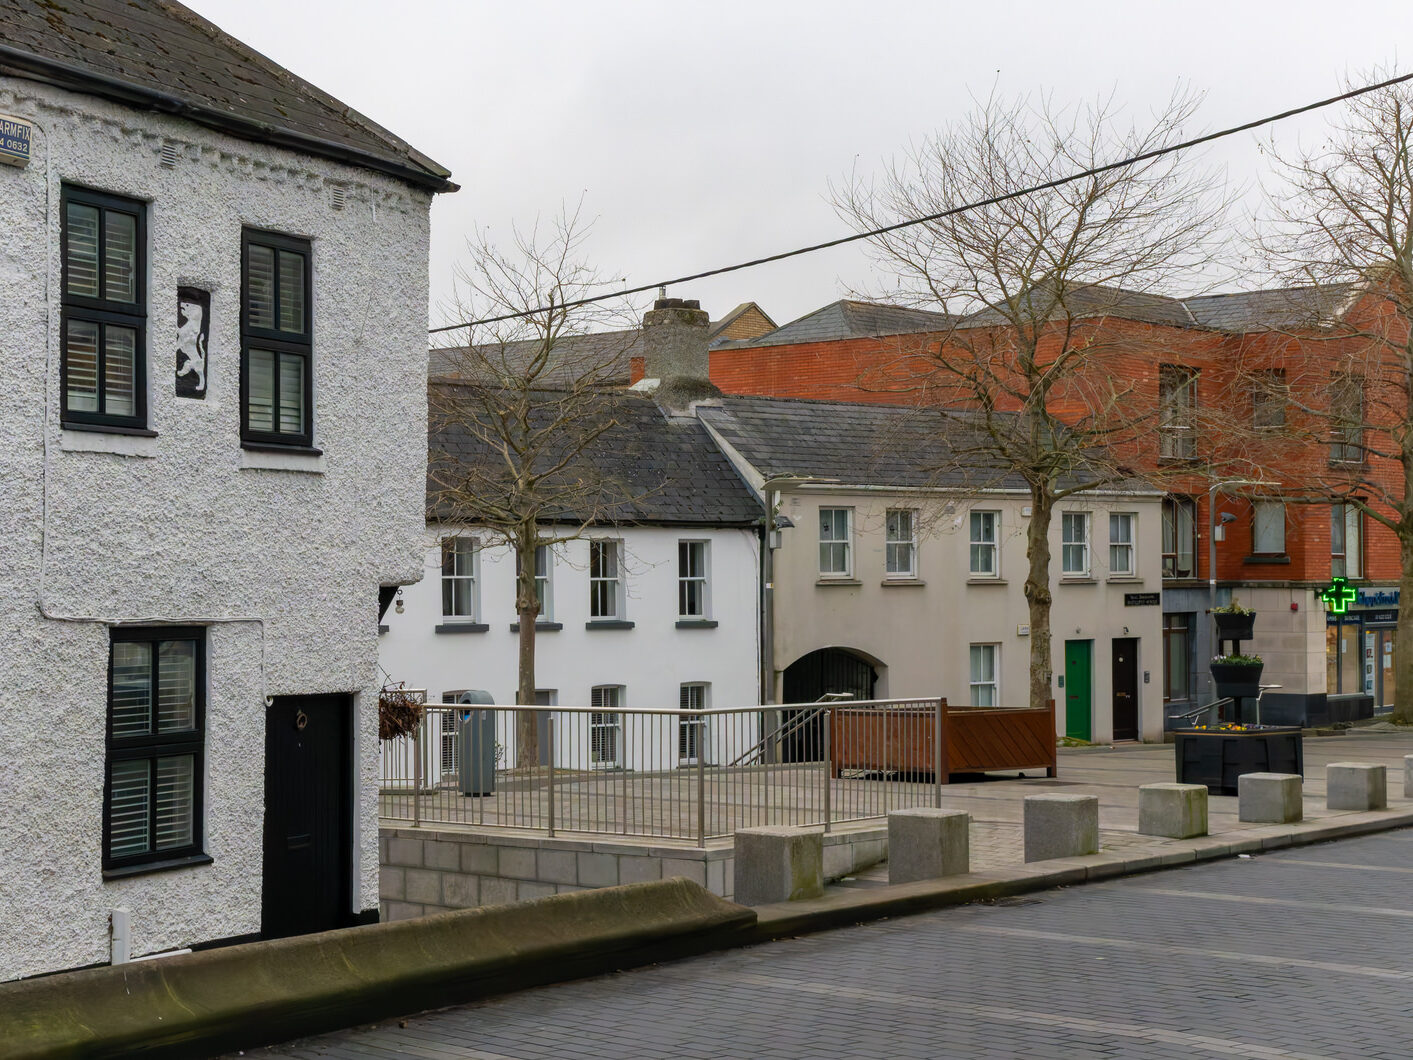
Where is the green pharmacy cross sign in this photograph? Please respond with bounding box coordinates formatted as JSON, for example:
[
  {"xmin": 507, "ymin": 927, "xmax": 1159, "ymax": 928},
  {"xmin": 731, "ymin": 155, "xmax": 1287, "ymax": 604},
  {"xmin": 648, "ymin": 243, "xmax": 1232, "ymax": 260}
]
[{"xmin": 1321, "ymin": 577, "xmax": 1358, "ymax": 614}]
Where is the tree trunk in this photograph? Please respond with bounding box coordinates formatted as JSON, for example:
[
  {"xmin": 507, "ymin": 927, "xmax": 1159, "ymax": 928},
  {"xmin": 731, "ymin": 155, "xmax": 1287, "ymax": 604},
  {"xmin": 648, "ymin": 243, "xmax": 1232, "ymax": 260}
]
[
  {"xmin": 514, "ymin": 533, "xmax": 540, "ymax": 767},
  {"xmin": 1394, "ymin": 521, "xmax": 1413, "ymax": 726},
  {"xmin": 1023, "ymin": 486, "xmax": 1055, "ymax": 714}
]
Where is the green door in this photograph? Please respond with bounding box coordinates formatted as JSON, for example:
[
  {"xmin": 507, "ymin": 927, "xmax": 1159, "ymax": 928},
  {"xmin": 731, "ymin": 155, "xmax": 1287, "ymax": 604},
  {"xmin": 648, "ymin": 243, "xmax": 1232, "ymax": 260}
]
[{"xmin": 1064, "ymin": 640, "xmax": 1093, "ymax": 741}]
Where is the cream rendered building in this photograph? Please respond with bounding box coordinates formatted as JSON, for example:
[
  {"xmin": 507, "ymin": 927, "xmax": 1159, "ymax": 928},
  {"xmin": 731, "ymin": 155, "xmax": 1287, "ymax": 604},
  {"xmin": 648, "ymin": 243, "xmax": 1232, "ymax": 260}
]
[{"xmin": 698, "ymin": 396, "xmax": 1166, "ymax": 744}]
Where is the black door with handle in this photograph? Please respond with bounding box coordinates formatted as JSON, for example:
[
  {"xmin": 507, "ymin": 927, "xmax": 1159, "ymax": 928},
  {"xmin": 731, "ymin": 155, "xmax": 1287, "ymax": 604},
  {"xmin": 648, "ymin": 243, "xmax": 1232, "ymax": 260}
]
[
  {"xmin": 262, "ymin": 694, "xmax": 353, "ymax": 939},
  {"xmin": 1112, "ymin": 638, "xmax": 1139, "ymax": 741}
]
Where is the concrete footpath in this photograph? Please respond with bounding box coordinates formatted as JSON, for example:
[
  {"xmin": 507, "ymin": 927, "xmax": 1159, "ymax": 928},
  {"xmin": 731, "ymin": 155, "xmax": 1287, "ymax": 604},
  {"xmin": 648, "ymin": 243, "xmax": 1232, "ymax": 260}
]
[{"xmin": 4, "ymin": 730, "xmax": 1412, "ymax": 1059}]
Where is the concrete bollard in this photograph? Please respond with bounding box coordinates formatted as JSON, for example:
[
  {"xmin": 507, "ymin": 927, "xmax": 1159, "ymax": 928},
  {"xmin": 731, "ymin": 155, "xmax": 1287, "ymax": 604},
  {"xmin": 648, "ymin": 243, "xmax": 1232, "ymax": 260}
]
[
  {"xmin": 1023, "ymin": 794, "xmax": 1099, "ymax": 862},
  {"xmin": 1326, "ymin": 762, "xmax": 1388, "ymax": 811},
  {"xmin": 1238, "ymin": 772, "xmax": 1303, "ymax": 823},
  {"xmin": 887, "ymin": 808, "xmax": 970, "ymax": 884},
  {"xmin": 1138, "ymin": 783, "xmax": 1209, "ymax": 839},
  {"xmin": 733, "ymin": 826, "xmax": 823, "ymax": 906}
]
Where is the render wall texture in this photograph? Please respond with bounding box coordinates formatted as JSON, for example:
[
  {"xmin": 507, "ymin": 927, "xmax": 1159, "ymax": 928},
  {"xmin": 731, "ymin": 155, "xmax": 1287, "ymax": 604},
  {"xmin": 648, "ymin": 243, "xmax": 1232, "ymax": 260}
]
[
  {"xmin": 378, "ymin": 527, "xmax": 761, "ymax": 712},
  {"xmin": 0, "ymin": 77, "xmax": 432, "ymax": 980},
  {"xmin": 770, "ymin": 488, "xmax": 1166, "ymax": 742}
]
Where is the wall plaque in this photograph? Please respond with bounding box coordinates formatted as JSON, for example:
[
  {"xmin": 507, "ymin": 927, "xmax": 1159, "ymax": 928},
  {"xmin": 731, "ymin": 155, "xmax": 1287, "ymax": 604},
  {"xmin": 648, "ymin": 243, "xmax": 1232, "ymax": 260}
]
[
  {"xmin": 0, "ymin": 114, "xmax": 32, "ymax": 168},
  {"xmin": 176, "ymin": 287, "xmax": 210, "ymax": 398}
]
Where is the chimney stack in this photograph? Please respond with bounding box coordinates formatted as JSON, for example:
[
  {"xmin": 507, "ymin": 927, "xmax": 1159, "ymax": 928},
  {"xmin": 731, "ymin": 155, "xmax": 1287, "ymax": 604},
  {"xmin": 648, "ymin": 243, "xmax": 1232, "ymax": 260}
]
[{"xmin": 642, "ymin": 297, "xmax": 710, "ymax": 381}]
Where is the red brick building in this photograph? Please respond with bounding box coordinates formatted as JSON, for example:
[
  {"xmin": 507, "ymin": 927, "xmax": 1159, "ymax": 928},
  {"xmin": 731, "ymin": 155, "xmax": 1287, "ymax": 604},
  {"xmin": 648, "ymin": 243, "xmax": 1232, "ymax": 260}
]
[{"xmin": 707, "ymin": 287, "xmax": 1406, "ymax": 728}]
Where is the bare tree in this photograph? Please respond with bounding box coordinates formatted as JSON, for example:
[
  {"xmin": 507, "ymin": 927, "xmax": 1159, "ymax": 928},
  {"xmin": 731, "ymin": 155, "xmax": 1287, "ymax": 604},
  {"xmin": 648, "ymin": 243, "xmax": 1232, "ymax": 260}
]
[
  {"xmin": 833, "ymin": 89, "xmax": 1233, "ymax": 711},
  {"xmin": 1258, "ymin": 72, "xmax": 1413, "ymax": 722},
  {"xmin": 430, "ymin": 206, "xmax": 646, "ymax": 763}
]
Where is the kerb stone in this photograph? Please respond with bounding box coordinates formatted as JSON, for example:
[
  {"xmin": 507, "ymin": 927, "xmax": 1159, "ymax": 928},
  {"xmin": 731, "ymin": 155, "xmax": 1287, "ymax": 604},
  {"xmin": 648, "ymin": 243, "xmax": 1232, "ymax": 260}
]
[
  {"xmin": 1238, "ymin": 772, "xmax": 1303, "ymax": 823},
  {"xmin": 1138, "ymin": 783, "xmax": 1208, "ymax": 839},
  {"xmin": 888, "ymin": 809, "xmax": 970, "ymax": 883},
  {"xmin": 733, "ymin": 827, "xmax": 823, "ymax": 906},
  {"xmin": 1023, "ymin": 794, "xmax": 1099, "ymax": 862},
  {"xmin": 1326, "ymin": 762, "xmax": 1387, "ymax": 811}
]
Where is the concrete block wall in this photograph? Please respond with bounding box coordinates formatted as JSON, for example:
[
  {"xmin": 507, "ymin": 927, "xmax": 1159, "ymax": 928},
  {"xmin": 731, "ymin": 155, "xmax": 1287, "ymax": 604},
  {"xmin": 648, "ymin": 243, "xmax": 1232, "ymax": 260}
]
[{"xmin": 379, "ymin": 825, "xmax": 888, "ymax": 921}]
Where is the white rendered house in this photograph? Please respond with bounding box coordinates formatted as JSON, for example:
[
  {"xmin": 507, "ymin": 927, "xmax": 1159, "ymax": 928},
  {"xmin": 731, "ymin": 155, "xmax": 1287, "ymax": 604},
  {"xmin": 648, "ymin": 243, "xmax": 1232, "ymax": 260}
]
[
  {"xmin": 0, "ymin": 1, "xmax": 452, "ymax": 979},
  {"xmin": 378, "ymin": 391, "xmax": 764, "ymax": 773}
]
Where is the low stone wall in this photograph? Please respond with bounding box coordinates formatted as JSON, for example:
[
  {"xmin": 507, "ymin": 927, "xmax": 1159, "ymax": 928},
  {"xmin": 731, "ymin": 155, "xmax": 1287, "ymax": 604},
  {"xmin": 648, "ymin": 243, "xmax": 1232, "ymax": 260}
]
[{"xmin": 380, "ymin": 825, "xmax": 887, "ymax": 921}]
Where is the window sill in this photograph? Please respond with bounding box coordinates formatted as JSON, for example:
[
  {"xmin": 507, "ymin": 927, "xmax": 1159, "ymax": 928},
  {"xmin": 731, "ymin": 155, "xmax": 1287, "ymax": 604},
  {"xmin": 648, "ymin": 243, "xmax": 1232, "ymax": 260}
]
[
  {"xmin": 1243, "ymin": 555, "xmax": 1291, "ymax": 565},
  {"xmin": 967, "ymin": 577, "xmax": 1006, "ymax": 586},
  {"xmin": 61, "ymin": 427, "xmax": 159, "ymax": 458},
  {"xmin": 239, "ymin": 445, "xmax": 326, "ymax": 474},
  {"xmin": 816, "ymin": 578, "xmax": 862, "ymax": 587},
  {"xmin": 509, "ymin": 622, "xmax": 563, "ymax": 632},
  {"xmin": 676, "ymin": 619, "xmax": 719, "ymax": 629},
  {"xmin": 586, "ymin": 620, "xmax": 635, "ymax": 630},
  {"xmin": 103, "ymin": 852, "xmax": 212, "ymax": 881},
  {"xmin": 435, "ymin": 622, "xmax": 489, "ymax": 634},
  {"xmin": 61, "ymin": 421, "xmax": 158, "ymax": 438},
  {"xmin": 880, "ymin": 579, "xmax": 925, "ymax": 588}
]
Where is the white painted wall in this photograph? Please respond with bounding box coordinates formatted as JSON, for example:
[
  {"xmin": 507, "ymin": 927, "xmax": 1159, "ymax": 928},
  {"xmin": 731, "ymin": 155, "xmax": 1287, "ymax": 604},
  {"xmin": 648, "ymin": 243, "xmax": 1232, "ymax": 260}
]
[
  {"xmin": 770, "ymin": 488, "xmax": 1167, "ymax": 743},
  {"xmin": 378, "ymin": 527, "xmax": 762, "ymax": 724},
  {"xmin": 0, "ymin": 77, "xmax": 431, "ymax": 979}
]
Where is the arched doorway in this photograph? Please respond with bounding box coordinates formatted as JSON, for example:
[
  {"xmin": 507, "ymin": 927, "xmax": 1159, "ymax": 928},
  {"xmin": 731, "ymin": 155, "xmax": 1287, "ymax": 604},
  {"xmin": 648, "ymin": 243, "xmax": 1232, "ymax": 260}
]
[{"xmin": 780, "ymin": 648, "xmax": 880, "ymax": 762}]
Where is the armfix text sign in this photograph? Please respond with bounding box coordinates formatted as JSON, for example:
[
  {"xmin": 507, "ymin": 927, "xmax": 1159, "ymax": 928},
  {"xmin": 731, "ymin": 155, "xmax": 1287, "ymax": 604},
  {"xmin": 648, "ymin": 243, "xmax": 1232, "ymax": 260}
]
[{"xmin": 0, "ymin": 115, "xmax": 32, "ymax": 168}]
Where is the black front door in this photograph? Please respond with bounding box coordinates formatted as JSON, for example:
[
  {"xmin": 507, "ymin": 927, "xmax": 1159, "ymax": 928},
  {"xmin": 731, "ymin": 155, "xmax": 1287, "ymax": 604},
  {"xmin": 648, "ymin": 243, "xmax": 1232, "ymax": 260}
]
[
  {"xmin": 262, "ymin": 693, "xmax": 353, "ymax": 939},
  {"xmin": 1112, "ymin": 638, "xmax": 1139, "ymax": 741}
]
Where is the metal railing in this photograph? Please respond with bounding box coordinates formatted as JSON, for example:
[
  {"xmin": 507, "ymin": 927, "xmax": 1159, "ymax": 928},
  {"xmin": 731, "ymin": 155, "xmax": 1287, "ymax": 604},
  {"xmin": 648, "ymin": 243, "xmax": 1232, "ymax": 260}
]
[{"xmin": 378, "ymin": 698, "xmax": 950, "ymax": 843}]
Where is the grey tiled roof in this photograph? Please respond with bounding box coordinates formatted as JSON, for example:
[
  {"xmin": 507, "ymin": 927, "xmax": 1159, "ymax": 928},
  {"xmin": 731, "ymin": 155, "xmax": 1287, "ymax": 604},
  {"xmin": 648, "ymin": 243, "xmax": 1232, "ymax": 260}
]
[
  {"xmin": 1182, "ymin": 284, "xmax": 1352, "ymax": 331},
  {"xmin": 696, "ymin": 396, "xmax": 1029, "ymax": 490},
  {"xmin": 697, "ymin": 395, "xmax": 1159, "ymax": 495},
  {"xmin": 0, "ymin": 0, "xmax": 452, "ymax": 190},
  {"xmin": 717, "ymin": 300, "xmax": 954, "ymax": 349},
  {"xmin": 427, "ymin": 384, "xmax": 761, "ymax": 527},
  {"xmin": 429, "ymin": 330, "xmax": 642, "ymax": 387}
]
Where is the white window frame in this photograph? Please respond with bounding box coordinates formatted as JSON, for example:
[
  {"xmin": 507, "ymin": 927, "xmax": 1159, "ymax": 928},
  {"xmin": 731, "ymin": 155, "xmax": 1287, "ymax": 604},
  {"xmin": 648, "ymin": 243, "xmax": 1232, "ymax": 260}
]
[
  {"xmin": 885, "ymin": 509, "xmax": 918, "ymax": 578},
  {"xmin": 589, "ymin": 539, "xmax": 623, "ymax": 620},
  {"xmin": 1253, "ymin": 501, "xmax": 1286, "ymax": 556},
  {"xmin": 440, "ymin": 536, "xmax": 479, "ymax": 621},
  {"xmin": 969, "ymin": 644, "xmax": 999, "ymax": 707},
  {"xmin": 589, "ymin": 685, "xmax": 622, "ymax": 768},
  {"xmin": 678, "ymin": 683, "xmax": 708, "ymax": 764},
  {"xmin": 1332, "ymin": 503, "xmax": 1362, "ymax": 579},
  {"xmin": 678, "ymin": 540, "xmax": 710, "ymax": 618},
  {"xmin": 969, "ymin": 510, "xmax": 999, "ymax": 577},
  {"xmin": 818, "ymin": 507, "xmax": 853, "ymax": 577},
  {"xmin": 1109, "ymin": 512, "xmax": 1136, "ymax": 577},
  {"xmin": 1061, "ymin": 512, "xmax": 1090, "ymax": 577}
]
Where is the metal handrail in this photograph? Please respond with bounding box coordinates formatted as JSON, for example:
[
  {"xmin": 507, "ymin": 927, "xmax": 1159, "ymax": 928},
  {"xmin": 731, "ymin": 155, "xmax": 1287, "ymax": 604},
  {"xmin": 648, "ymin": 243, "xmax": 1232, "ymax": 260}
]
[{"xmin": 727, "ymin": 692, "xmax": 855, "ymax": 768}]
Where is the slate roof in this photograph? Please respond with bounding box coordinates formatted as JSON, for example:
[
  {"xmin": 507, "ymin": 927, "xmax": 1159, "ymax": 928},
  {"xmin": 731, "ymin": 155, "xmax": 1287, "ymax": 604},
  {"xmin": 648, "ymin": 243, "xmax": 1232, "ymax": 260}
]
[
  {"xmin": 427, "ymin": 383, "xmax": 761, "ymax": 527},
  {"xmin": 1182, "ymin": 284, "xmax": 1352, "ymax": 331},
  {"xmin": 697, "ymin": 395, "xmax": 1158, "ymax": 495},
  {"xmin": 0, "ymin": 0, "xmax": 453, "ymax": 191},
  {"xmin": 717, "ymin": 300, "xmax": 955, "ymax": 349},
  {"xmin": 696, "ymin": 395, "xmax": 1029, "ymax": 490},
  {"xmin": 429, "ymin": 304, "xmax": 768, "ymax": 385}
]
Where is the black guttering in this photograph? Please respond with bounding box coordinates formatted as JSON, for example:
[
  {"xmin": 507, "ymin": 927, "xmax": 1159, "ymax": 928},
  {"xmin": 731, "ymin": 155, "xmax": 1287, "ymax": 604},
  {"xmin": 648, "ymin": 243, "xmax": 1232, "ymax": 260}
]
[{"xmin": 0, "ymin": 46, "xmax": 458, "ymax": 194}]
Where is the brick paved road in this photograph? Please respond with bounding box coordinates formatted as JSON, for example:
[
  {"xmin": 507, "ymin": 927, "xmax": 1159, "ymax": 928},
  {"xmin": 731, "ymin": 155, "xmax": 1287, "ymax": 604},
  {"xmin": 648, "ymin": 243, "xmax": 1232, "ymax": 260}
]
[{"xmin": 247, "ymin": 830, "xmax": 1413, "ymax": 1059}]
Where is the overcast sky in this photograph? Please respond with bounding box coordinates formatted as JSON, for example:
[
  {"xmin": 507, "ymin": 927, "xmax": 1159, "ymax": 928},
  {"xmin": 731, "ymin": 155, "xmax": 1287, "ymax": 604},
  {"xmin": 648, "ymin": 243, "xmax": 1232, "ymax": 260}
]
[{"xmin": 186, "ymin": 0, "xmax": 1403, "ymax": 334}]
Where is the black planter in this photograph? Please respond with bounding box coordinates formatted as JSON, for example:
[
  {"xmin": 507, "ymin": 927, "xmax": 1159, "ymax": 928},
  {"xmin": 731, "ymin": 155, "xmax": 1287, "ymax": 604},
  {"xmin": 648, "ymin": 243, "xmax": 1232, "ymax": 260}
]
[
  {"xmin": 1174, "ymin": 727, "xmax": 1304, "ymax": 795},
  {"xmin": 1213, "ymin": 611, "xmax": 1256, "ymax": 642},
  {"xmin": 1210, "ymin": 660, "xmax": 1264, "ymax": 700}
]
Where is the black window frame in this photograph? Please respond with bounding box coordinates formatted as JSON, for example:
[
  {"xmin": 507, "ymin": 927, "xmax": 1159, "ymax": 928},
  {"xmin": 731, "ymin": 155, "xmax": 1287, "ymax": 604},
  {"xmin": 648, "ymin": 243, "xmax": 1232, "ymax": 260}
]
[
  {"xmin": 103, "ymin": 626, "xmax": 208, "ymax": 875},
  {"xmin": 241, "ymin": 228, "xmax": 314, "ymax": 449},
  {"xmin": 60, "ymin": 185, "xmax": 148, "ymax": 430}
]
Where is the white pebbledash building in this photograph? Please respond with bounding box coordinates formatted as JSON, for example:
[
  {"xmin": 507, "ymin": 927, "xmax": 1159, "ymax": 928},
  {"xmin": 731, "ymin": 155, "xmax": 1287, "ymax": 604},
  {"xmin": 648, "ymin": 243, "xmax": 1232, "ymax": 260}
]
[{"xmin": 0, "ymin": 0, "xmax": 453, "ymax": 979}]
